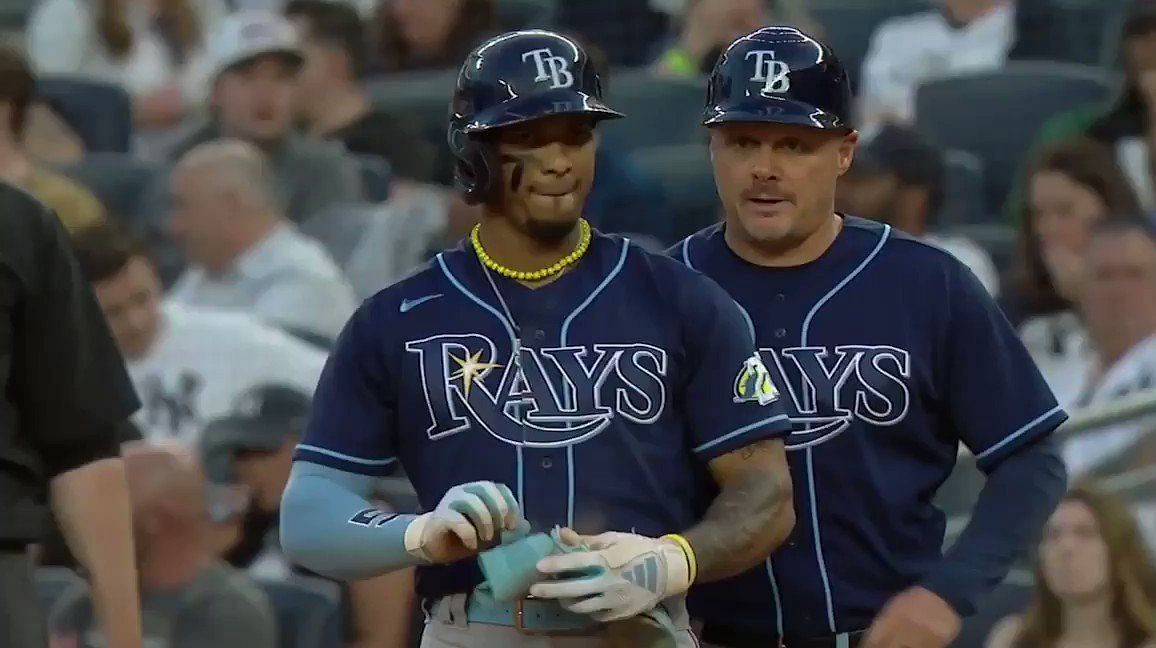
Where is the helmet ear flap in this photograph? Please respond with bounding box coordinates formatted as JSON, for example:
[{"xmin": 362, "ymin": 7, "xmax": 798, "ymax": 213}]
[{"xmin": 451, "ymin": 126, "xmax": 502, "ymax": 205}]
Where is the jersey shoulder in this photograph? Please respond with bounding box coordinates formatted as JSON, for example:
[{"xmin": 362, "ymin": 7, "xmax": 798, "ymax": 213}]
[
  {"xmin": 848, "ymin": 216, "xmax": 974, "ymax": 277},
  {"xmin": 666, "ymin": 222, "xmax": 724, "ymax": 271}
]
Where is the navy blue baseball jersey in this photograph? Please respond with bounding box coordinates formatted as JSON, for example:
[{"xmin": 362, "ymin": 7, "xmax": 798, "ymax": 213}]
[
  {"xmin": 295, "ymin": 230, "xmax": 792, "ymax": 600},
  {"xmin": 673, "ymin": 217, "xmax": 1067, "ymax": 637}
]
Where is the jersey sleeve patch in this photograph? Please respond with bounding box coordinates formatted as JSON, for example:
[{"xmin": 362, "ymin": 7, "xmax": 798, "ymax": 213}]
[{"xmin": 734, "ymin": 352, "xmax": 780, "ymax": 406}]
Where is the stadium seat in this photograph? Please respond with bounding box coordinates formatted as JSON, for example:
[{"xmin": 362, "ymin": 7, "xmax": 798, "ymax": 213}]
[
  {"xmin": 627, "ymin": 143, "xmax": 718, "ymax": 242},
  {"xmin": 37, "ymin": 77, "xmax": 133, "ymax": 153},
  {"xmin": 937, "ymin": 149, "xmax": 987, "ymax": 228},
  {"xmin": 299, "ymin": 202, "xmax": 376, "ymax": 270},
  {"xmin": 914, "ymin": 61, "xmax": 1121, "ymax": 214},
  {"xmin": 36, "ymin": 566, "xmax": 85, "ymax": 615},
  {"xmin": 56, "ymin": 153, "xmax": 160, "ymax": 224},
  {"xmin": 599, "ymin": 71, "xmax": 707, "ymax": 151},
  {"xmin": 355, "ymin": 154, "xmax": 393, "ymax": 203},
  {"xmin": 258, "ymin": 576, "xmax": 343, "ymax": 648}
]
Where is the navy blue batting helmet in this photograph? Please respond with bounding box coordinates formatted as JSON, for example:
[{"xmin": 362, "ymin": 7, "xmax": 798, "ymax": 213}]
[
  {"xmin": 703, "ymin": 26, "xmax": 853, "ymax": 131},
  {"xmin": 448, "ymin": 30, "xmax": 624, "ymax": 204}
]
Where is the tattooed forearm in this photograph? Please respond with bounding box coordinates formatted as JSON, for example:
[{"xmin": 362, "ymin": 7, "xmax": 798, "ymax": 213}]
[{"xmin": 683, "ymin": 440, "xmax": 794, "ymax": 583}]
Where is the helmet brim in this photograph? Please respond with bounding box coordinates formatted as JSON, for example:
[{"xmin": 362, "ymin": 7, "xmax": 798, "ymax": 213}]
[
  {"xmin": 462, "ymin": 88, "xmax": 625, "ymax": 134},
  {"xmin": 702, "ymin": 96, "xmax": 852, "ymax": 131}
]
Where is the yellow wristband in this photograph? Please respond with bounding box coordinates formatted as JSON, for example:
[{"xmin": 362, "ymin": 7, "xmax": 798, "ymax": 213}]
[{"xmin": 662, "ymin": 533, "xmax": 698, "ymax": 583}]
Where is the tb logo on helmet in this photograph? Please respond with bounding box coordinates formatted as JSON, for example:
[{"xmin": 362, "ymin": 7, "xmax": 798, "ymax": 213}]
[
  {"xmin": 522, "ymin": 48, "xmax": 574, "ymax": 89},
  {"xmin": 746, "ymin": 50, "xmax": 791, "ymax": 96}
]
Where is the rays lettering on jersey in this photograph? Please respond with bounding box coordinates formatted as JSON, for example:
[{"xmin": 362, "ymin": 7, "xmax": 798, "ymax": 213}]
[
  {"xmin": 758, "ymin": 345, "xmax": 911, "ymax": 449},
  {"xmin": 406, "ymin": 334, "xmax": 667, "ymax": 447}
]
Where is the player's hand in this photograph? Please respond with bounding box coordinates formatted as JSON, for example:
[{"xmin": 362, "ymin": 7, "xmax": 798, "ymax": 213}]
[
  {"xmin": 862, "ymin": 586, "xmax": 961, "ymax": 648},
  {"xmin": 528, "ymin": 529, "xmax": 693, "ymax": 622},
  {"xmin": 404, "ymin": 481, "xmax": 521, "ymax": 564}
]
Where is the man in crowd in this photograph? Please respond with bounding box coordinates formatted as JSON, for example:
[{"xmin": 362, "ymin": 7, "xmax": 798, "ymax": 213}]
[
  {"xmin": 167, "ymin": 10, "xmax": 364, "ymax": 223},
  {"xmin": 72, "ymin": 220, "xmax": 327, "ymax": 444},
  {"xmin": 49, "ymin": 441, "xmax": 277, "ymax": 648},
  {"xmin": 167, "ymin": 139, "xmax": 357, "ymax": 347},
  {"xmin": 285, "ymin": 0, "xmax": 436, "ymax": 183},
  {"xmin": 1065, "ymin": 216, "xmax": 1156, "ymax": 476},
  {"xmin": 836, "ymin": 124, "xmax": 1000, "ymax": 296}
]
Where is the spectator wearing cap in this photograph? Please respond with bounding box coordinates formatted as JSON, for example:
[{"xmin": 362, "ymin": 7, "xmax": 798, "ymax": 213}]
[
  {"xmin": 0, "ymin": 47, "xmax": 106, "ymax": 233},
  {"xmin": 286, "ymin": 0, "xmax": 437, "ymax": 183},
  {"xmin": 201, "ymin": 385, "xmax": 310, "ymax": 577},
  {"xmin": 201, "ymin": 385, "xmax": 418, "ymax": 648},
  {"xmin": 49, "ymin": 441, "xmax": 278, "ymax": 648},
  {"xmin": 836, "ymin": 124, "xmax": 1001, "ymax": 296},
  {"xmin": 858, "ymin": 0, "xmax": 1016, "ymax": 136},
  {"xmin": 1009, "ymin": 0, "xmax": 1156, "ymax": 219},
  {"xmin": 72, "ymin": 219, "xmax": 329, "ymax": 444},
  {"xmin": 167, "ymin": 139, "xmax": 357, "ymax": 346},
  {"xmin": 26, "ymin": 0, "xmax": 227, "ymax": 133},
  {"xmin": 163, "ymin": 10, "xmax": 364, "ymax": 225}
]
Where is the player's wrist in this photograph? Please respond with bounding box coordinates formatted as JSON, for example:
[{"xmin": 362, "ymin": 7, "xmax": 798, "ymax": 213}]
[
  {"xmin": 403, "ymin": 513, "xmax": 435, "ymax": 563},
  {"xmin": 658, "ymin": 534, "xmax": 695, "ymax": 596}
]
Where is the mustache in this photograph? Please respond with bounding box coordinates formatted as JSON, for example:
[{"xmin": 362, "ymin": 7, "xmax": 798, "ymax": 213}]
[{"xmin": 741, "ymin": 184, "xmax": 794, "ymax": 202}]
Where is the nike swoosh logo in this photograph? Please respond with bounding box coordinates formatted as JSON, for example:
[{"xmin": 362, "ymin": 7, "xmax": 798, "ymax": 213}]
[{"xmin": 399, "ymin": 293, "xmax": 443, "ymax": 313}]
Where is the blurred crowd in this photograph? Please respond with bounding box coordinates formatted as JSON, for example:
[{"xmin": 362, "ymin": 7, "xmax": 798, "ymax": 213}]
[{"xmin": 8, "ymin": 0, "xmax": 1156, "ymax": 645}]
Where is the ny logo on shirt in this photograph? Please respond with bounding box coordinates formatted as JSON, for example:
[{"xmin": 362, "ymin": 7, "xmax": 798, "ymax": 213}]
[
  {"xmin": 139, "ymin": 371, "xmax": 203, "ymax": 438},
  {"xmin": 759, "ymin": 345, "xmax": 911, "ymax": 450},
  {"xmin": 406, "ymin": 334, "xmax": 667, "ymax": 447}
]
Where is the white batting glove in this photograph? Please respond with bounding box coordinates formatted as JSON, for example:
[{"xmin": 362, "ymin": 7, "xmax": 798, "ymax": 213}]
[
  {"xmin": 528, "ymin": 530, "xmax": 693, "ymax": 622},
  {"xmin": 404, "ymin": 481, "xmax": 521, "ymax": 564}
]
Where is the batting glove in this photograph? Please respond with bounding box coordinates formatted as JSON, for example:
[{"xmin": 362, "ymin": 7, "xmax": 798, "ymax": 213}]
[
  {"xmin": 404, "ymin": 481, "xmax": 522, "ymax": 564},
  {"xmin": 528, "ymin": 530, "xmax": 693, "ymax": 622}
]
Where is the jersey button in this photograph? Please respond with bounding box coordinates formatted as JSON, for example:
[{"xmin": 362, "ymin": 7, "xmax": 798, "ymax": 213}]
[
  {"xmin": 776, "ymin": 293, "xmax": 785, "ymax": 301},
  {"xmin": 774, "ymin": 328, "xmax": 787, "ymax": 338},
  {"xmin": 533, "ymin": 329, "xmax": 546, "ymax": 341},
  {"xmin": 541, "ymin": 457, "xmax": 553, "ymax": 469}
]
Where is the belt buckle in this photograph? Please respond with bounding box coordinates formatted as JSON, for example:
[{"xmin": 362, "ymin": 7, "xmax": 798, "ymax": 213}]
[{"xmin": 514, "ymin": 597, "xmax": 550, "ymax": 635}]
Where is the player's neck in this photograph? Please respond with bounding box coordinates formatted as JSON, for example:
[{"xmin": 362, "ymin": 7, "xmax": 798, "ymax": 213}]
[
  {"xmin": 726, "ymin": 212, "xmax": 842, "ymax": 268},
  {"xmin": 475, "ymin": 213, "xmax": 584, "ymax": 274}
]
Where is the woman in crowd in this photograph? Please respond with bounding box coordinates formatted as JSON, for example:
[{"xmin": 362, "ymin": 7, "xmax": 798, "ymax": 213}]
[
  {"xmin": 371, "ymin": 0, "xmax": 496, "ymax": 74},
  {"xmin": 986, "ymin": 484, "xmax": 1156, "ymax": 648},
  {"xmin": 1015, "ymin": 138, "xmax": 1141, "ymax": 407},
  {"xmin": 26, "ymin": 0, "xmax": 227, "ymax": 132}
]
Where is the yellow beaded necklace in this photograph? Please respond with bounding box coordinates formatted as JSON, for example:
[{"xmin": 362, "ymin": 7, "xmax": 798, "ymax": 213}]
[{"xmin": 471, "ymin": 218, "xmax": 592, "ymax": 282}]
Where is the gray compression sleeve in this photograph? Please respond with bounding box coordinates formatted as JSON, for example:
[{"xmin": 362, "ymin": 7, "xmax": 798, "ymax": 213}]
[{"xmin": 279, "ymin": 461, "xmax": 424, "ymax": 580}]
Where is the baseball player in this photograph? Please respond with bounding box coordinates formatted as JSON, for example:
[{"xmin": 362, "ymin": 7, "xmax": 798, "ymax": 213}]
[
  {"xmin": 673, "ymin": 27, "xmax": 1069, "ymax": 648},
  {"xmin": 279, "ymin": 29, "xmax": 796, "ymax": 647}
]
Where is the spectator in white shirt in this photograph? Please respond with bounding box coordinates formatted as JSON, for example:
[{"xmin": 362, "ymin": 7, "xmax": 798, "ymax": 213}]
[
  {"xmin": 835, "ymin": 123, "xmax": 1001, "ymax": 297},
  {"xmin": 72, "ymin": 219, "xmax": 328, "ymax": 446},
  {"xmin": 26, "ymin": 0, "xmax": 227, "ymax": 132},
  {"xmin": 166, "ymin": 138, "xmax": 357, "ymax": 346},
  {"xmin": 1060, "ymin": 217, "xmax": 1156, "ymax": 476},
  {"xmin": 1015, "ymin": 139, "xmax": 1143, "ymax": 408},
  {"xmin": 858, "ymin": 0, "xmax": 1016, "ymax": 135}
]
